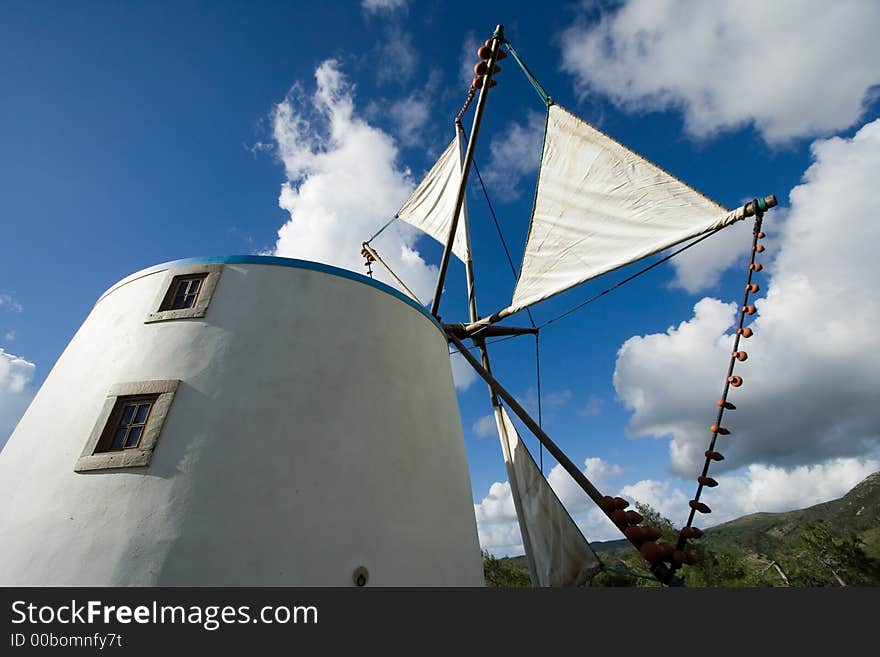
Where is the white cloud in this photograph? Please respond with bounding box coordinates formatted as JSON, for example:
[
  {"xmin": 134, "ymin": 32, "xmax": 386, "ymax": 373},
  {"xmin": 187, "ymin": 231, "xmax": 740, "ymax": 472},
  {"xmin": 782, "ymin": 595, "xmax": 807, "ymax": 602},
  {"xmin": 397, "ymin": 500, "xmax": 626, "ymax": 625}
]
[
  {"xmin": 478, "ymin": 456, "xmax": 628, "ymax": 556},
  {"xmin": 548, "ymin": 456, "xmax": 624, "ymax": 514},
  {"xmin": 561, "ymin": 1, "xmax": 880, "ymax": 142},
  {"xmin": 516, "ymin": 386, "xmax": 572, "ymax": 416},
  {"xmin": 484, "ymin": 110, "xmax": 545, "ymax": 199},
  {"xmin": 712, "ymin": 458, "xmax": 880, "ymax": 523},
  {"xmin": 374, "ymin": 27, "xmax": 415, "ymax": 86},
  {"xmin": 458, "ymin": 32, "xmax": 481, "ymax": 89},
  {"xmin": 473, "ymin": 481, "xmax": 524, "ymax": 556},
  {"xmin": 3, "ymin": 331, "xmax": 14, "ymax": 343},
  {"xmin": 361, "ymin": 0, "xmax": 406, "ymax": 13},
  {"xmin": 569, "ymin": 508, "xmax": 624, "ymax": 544},
  {"xmin": 0, "ymin": 294, "xmax": 22, "ymax": 313},
  {"xmin": 472, "ymin": 413, "xmax": 496, "ymax": 438},
  {"xmin": 618, "ymin": 479, "xmax": 691, "ymax": 524},
  {"xmin": 475, "ymin": 456, "xmax": 634, "ymax": 555},
  {"xmin": 620, "ymin": 457, "xmax": 880, "ymax": 528},
  {"xmin": 0, "ymin": 349, "xmax": 33, "ymax": 395},
  {"xmin": 449, "ymin": 351, "xmax": 477, "ymax": 391},
  {"xmin": 474, "ymin": 481, "xmax": 518, "ymax": 523},
  {"xmin": 388, "ymin": 93, "xmax": 430, "ymax": 147},
  {"xmin": 580, "ymin": 394, "xmax": 604, "ymax": 417},
  {"xmin": 476, "ymin": 455, "xmax": 879, "ymax": 556},
  {"xmin": 270, "ymin": 60, "xmax": 438, "ymax": 304},
  {"xmin": 614, "ymin": 119, "xmax": 880, "ymax": 475},
  {"xmin": 544, "ymin": 389, "xmax": 572, "ymax": 407},
  {"xmin": 0, "ymin": 348, "xmax": 35, "ymax": 447},
  {"xmin": 615, "ymin": 296, "xmax": 738, "ymax": 473},
  {"xmin": 668, "ymin": 219, "xmax": 755, "ymax": 293},
  {"xmin": 473, "ymin": 438, "xmax": 628, "ymax": 556}
]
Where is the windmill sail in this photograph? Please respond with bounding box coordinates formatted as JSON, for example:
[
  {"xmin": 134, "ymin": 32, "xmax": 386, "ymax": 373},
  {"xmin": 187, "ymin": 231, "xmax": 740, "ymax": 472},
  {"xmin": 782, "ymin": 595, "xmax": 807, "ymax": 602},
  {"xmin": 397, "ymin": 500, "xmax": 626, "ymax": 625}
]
[
  {"xmin": 495, "ymin": 405, "xmax": 600, "ymax": 586},
  {"xmin": 395, "ymin": 135, "xmax": 470, "ymax": 262},
  {"xmin": 507, "ymin": 104, "xmax": 746, "ymax": 315}
]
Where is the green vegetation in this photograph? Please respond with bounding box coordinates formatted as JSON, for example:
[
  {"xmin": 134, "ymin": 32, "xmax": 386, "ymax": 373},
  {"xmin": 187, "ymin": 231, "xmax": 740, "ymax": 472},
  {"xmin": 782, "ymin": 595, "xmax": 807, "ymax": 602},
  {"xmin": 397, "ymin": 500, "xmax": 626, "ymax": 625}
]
[
  {"xmin": 589, "ymin": 503, "xmax": 763, "ymax": 587},
  {"xmin": 487, "ymin": 472, "xmax": 880, "ymax": 587},
  {"xmin": 482, "ymin": 551, "xmax": 531, "ymax": 587},
  {"xmin": 780, "ymin": 520, "xmax": 880, "ymax": 587}
]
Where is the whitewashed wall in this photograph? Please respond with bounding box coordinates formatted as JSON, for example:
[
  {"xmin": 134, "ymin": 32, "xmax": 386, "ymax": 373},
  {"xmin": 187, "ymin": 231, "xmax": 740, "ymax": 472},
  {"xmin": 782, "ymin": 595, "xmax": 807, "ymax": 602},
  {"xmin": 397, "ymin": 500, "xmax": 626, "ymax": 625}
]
[{"xmin": 0, "ymin": 257, "xmax": 484, "ymax": 586}]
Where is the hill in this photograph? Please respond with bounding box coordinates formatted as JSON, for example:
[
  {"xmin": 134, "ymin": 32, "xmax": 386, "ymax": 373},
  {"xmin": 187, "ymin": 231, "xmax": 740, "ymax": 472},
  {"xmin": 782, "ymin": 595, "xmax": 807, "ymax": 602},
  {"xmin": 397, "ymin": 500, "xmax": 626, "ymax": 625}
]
[
  {"xmin": 485, "ymin": 471, "xmax": 880, "ymax": 586},
  {"xmin": 705, "ymin": 471, "xmax": 880, "ymax": 560}
]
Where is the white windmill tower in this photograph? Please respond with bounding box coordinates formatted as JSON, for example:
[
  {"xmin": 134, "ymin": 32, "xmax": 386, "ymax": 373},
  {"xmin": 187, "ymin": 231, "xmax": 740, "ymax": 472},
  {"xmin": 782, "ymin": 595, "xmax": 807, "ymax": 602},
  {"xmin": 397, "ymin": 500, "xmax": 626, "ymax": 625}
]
[{"xmin": 0, "ymin": 257, "xmax": 485, "ymax": 585}]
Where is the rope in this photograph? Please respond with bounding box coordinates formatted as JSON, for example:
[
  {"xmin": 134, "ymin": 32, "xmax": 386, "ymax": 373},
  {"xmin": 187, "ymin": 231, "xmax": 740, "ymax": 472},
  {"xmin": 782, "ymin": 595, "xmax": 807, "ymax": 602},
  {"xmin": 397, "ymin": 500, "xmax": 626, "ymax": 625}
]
[
  {"xmin": 471, "ymin": 159, "xmax": 538, "ymax": 332},
  {"xmin": 472, "ymin": 161, "xmax": 520, "ymax": 285},
  {"xmin": 504, "ymin": 41, "xmax": 552, "ymax": 106},
  {"xmin": 537, "ymin": 227, "xmax": 725, "ymax": 330},
  {"xmin": 447, "ymin": 332, "xmax": 527, "ymax": 357},
  {"xmin": 365, "ymin": 216, "xmax": 397, "ymax": 244}
]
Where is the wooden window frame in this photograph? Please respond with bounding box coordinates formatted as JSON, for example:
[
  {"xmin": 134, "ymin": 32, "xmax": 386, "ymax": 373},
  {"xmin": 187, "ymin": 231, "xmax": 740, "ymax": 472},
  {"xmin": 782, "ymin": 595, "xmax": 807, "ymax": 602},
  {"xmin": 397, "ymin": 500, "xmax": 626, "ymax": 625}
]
[
  {"xmin": 159, "ymin": 273, "xmax": 209, "ymax": 312},
  {"xmin": 145, "ymin": 264, "xmax": 222, "ymax": 323},
  {"xmin": 76, "ymin": 380, "xmax": 180, "ymax": 472},
  {"xmin": 93, "ymin": 394, "xmax": 159, "ymax": 453}
]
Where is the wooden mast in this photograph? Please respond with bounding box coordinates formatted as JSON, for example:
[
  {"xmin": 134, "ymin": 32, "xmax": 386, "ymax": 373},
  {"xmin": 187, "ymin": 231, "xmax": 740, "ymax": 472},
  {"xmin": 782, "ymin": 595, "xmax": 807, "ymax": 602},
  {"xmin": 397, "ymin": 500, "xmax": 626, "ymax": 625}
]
[{"xmin": 430, "ymin": 24, "xmax": 505, "ymax": 318}]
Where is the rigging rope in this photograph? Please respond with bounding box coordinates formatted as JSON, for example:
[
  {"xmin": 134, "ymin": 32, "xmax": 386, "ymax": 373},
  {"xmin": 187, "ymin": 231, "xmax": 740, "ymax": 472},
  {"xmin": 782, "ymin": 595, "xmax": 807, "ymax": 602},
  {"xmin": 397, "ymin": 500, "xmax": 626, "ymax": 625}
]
[
  {"xmin": 471, "ymin": 162, "xmax": 521, "ymax": 287},
  {"xmin": 503, "ymin": 40, "xmax": 552, "ymax": 106},
  {"xmin": 365, "ymin": 216, "xmax": 397, "ymax": 245},
  {"xmin": 468, "ymin": 153, "xmax": 538, "ymax": 327},
  {"xmin": 470, "ymin": 159, "xmax": 540, "ymax": 328},
  {"xmin": 447, "ymin": 332, "xmax": 525, "ymax": 356}
]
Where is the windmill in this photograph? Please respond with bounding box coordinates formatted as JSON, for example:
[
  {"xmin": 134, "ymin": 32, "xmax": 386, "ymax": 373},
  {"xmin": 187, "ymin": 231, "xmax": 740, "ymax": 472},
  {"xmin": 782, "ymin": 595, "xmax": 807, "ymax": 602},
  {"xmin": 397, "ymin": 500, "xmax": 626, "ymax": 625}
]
[{"xmin": 0, "ymin": 24, "xmax": 777, "ymax": 588}]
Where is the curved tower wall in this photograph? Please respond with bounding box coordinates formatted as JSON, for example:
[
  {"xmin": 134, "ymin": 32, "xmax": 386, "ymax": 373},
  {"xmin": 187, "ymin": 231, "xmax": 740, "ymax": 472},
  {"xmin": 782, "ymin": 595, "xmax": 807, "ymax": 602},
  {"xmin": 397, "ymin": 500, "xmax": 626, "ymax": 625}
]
[{"xmin": 0, "ymin": 256, "xmax": 483, "ymax": 586}]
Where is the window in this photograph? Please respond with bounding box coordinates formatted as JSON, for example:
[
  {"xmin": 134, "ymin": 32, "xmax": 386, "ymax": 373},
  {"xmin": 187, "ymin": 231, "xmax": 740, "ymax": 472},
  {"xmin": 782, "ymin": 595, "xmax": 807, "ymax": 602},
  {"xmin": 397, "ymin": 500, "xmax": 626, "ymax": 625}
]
[
  {"xmin": 145, "ymin": 264, "xmax": 222, "ymax": 323},
  {"xmin": 95, "ymin": 395, "xmax": 158, "ymax": 452},
  {"xmin": 162, "ymin": 274, "xmax": 207, "ymax": 311},
  {"xmin": 76, "ymin": 380, "xmax": 180, "ymax": 472}
]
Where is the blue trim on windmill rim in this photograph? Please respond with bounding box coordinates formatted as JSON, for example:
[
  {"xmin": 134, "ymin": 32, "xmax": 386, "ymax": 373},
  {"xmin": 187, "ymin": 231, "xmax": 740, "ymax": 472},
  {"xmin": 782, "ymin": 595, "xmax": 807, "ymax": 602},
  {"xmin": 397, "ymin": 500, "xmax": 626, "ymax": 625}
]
[{"xmin": 99, "ymin": 255, "xmax": 442, "ymax": 332}]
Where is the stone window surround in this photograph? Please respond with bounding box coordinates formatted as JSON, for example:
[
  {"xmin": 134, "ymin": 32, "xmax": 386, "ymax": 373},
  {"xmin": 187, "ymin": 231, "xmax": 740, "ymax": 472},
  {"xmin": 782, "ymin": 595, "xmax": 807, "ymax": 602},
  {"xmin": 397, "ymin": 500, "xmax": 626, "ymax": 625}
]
[
  {"xmin": 144, "ymin": 263, "xmax": 223, "ymax": 323},
  {"xmin": 75, "ymin": 380, "xmax": 180, "ymax": 473}
]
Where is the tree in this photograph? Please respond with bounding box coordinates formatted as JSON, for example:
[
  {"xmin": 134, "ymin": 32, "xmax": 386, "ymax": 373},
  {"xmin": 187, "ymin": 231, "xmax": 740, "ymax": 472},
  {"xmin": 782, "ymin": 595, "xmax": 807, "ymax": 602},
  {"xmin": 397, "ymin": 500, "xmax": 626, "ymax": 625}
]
[
  {"xmin": 782, "ymin": 520, "xmax": 880, "ymax": 587},
  {"xmin": 634, "ymin": 502, "xmax": 678, "ymax": 542},
  {"xmin": 482, "ymin": 551, "xmax": 531, "ymax": 587},
  {"xmin": 684, "ymin": 543, "xmax": 756, "ymax": 587}
]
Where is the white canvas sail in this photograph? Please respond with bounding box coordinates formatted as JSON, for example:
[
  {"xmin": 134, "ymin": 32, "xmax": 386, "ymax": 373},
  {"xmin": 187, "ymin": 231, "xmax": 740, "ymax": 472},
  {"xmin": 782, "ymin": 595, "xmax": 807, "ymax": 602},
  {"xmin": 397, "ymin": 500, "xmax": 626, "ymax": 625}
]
[
  {"xmin": 395, "ymin": 135, "xmax": 470, "ymax": 262},
  {"xmin": 509, "ymin": 104, "xmax": 746, "ymax": 315},
  {"xmin": 495, "ymin": 405, "xmax": 600, "ymax": 587}
]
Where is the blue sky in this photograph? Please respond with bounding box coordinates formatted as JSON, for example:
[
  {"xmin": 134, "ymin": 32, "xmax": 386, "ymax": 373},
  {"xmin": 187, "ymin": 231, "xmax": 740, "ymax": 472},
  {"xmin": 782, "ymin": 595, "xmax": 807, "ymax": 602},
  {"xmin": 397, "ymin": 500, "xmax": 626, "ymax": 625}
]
[{"xmin": 2, "ymin": 1, "xmax": 880, "ymax": 556}]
